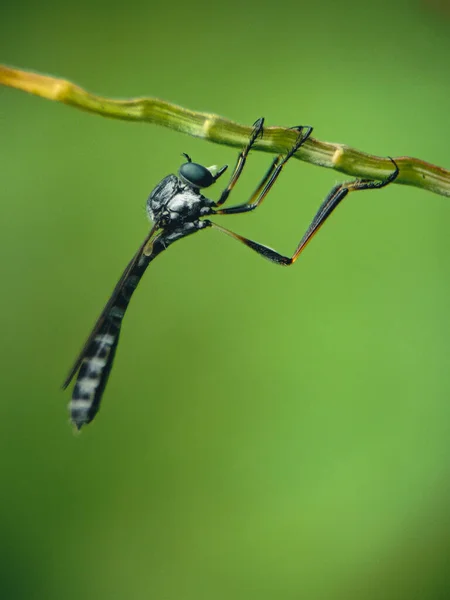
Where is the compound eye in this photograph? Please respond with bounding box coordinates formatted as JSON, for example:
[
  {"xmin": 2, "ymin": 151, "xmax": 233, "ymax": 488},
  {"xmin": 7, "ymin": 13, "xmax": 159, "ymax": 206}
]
[{"xmin": 179, "ymin": 162, "xmax": 214, "ymax": 189}]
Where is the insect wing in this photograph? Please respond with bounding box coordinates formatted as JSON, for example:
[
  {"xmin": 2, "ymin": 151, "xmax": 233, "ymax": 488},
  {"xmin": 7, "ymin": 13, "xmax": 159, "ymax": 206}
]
[{"xmin": 62, "ymin": 224, "xmax": 159, "ymax": 389}]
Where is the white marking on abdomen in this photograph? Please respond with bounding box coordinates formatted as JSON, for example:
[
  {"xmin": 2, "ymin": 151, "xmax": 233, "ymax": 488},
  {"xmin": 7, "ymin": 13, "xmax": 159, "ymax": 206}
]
[
  {"xmin": 70, "ymin": 399, "xmax": 92, "ymax": 410},
  {"xmin": 110, "ymin": 306, "xmax": 125, "ymax": 319},
  {"xmin": 95, "ymin": 333, "xmax": 114, "ymax": 345},
  {"xmin": 77, "ymin": 378, "xmax": 99, "ymax": 394},
  {"xmin": 88, "ymin": 356, "xmax": 107, "ymax": 371}
]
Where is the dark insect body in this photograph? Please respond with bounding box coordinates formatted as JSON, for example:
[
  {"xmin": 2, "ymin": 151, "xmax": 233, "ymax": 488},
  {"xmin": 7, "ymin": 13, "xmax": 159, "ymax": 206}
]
[{"xmin": 63, "ymin": 119, "xmax": 398, "ymax": 429}]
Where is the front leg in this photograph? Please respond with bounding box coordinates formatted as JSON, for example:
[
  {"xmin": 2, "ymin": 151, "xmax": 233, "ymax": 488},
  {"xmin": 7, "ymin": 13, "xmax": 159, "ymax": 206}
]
[
  {"xmin": 215, "ymin": 125, "xmax": 313, "ymax": 216},
  {"xmin": 216, "ymin": 117, "xmax": 265, "ymax": 206}
]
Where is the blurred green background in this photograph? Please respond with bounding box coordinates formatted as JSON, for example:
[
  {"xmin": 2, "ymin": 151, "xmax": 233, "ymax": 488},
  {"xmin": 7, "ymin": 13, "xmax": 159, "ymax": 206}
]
[{"xmin": 2, "ymin": 0, "xmax": 450, "ymax": 598}]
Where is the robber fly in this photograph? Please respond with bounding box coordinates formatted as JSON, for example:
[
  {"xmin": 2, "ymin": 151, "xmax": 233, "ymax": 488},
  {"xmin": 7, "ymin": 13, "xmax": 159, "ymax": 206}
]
[{"xmin": 63, "ymin": 118, "xmax": 398, "ymax": 429}]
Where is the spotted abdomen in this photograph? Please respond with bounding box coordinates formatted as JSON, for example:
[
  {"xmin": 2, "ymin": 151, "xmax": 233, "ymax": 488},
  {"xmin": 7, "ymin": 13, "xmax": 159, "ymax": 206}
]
[{"xmin": 70, "ymin": 326, "xmax": 120, "ymax": 429}]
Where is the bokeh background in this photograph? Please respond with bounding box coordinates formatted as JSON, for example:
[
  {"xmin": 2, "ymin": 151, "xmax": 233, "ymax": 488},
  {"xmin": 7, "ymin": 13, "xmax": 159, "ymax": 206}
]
[{"xmin": 2, "ymin": 0, "xmax": 450, "ymax": 598}]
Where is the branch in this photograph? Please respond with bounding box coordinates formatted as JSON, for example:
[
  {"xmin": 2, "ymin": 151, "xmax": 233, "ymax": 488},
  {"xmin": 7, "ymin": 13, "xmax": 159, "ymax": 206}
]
[{"xmin": 2, "ymin": 65, "xmax": 449, "ymax": 198}]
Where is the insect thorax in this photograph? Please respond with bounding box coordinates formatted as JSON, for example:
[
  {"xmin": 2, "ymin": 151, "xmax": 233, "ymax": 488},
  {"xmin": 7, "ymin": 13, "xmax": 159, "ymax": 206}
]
[{"xmin": 146, "ymin": 174, "xmax": 213, "ymax": 227}]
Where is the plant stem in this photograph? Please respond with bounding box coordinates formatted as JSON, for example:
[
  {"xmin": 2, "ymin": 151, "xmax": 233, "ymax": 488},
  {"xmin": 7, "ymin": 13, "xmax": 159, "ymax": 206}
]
[{"xmin": 1, "ymin": 64, "xmax": 449, "ymax": 198}]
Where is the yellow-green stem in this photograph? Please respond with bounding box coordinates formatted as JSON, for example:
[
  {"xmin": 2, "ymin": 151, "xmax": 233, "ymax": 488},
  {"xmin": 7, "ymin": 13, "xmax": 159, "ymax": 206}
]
[{"xmin": 1, "ymin": 65, "xmax": 449, "ymax": 197}]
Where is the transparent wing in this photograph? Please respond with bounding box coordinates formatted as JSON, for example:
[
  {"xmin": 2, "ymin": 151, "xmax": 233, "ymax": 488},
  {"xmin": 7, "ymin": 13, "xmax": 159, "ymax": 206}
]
[{"xmin": 62, "ymin": 225, "xmax": 159, "ymax": 388}]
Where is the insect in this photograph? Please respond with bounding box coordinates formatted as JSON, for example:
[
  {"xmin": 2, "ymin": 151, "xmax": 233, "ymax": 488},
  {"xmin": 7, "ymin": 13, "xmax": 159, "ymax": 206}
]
[{"xmin": 63, "ymin": 118, "xmax": 399, "ymax": 429}]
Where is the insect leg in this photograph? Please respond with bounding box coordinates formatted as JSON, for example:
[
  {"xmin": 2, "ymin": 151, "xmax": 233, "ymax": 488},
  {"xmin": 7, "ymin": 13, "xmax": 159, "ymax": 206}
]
[
  {"xmin": 215, "ymin": 126, "xmax": 313, "ymax": 215},
  {"xmin": 209, "ymin": 159, "xmax": 399, "ymax": 265},
  {"xmin": 216, "ymin": 117, "xmax": 265, "ymax": 206}
]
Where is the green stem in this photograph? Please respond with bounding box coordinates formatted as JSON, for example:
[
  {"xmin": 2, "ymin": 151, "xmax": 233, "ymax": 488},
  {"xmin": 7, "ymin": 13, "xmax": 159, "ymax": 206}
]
[{"xmin": 1, "ymin": 64, "xmax": 449, "ymax": 197}]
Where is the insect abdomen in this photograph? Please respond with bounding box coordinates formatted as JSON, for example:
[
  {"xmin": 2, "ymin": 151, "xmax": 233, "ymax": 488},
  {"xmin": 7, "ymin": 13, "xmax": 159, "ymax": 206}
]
[{"xmin": 70, "ymin": 326, "xmax": 120, "ymax": 429}]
